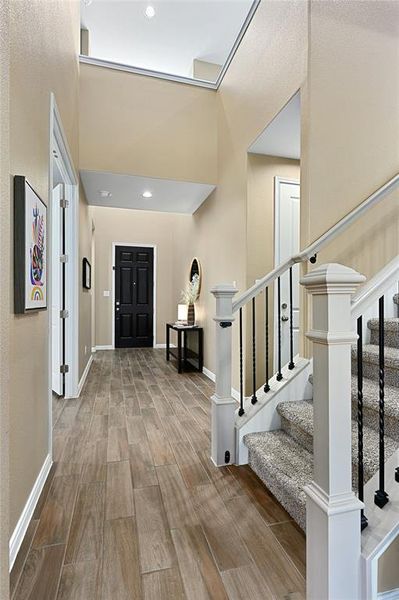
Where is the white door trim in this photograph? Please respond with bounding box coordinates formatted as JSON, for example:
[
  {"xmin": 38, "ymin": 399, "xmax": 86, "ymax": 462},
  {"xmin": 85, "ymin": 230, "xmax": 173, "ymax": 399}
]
[
  {"xmin": 273, "ymin": 176, "xmax": 300, "ymax": 371},
  {"xmin": 48, "ymin": 93, "xmax": 79, "ymax": 460},
  {"xmin": 111, "ymin": 242, "xmax": 157, "ymax": 349}
]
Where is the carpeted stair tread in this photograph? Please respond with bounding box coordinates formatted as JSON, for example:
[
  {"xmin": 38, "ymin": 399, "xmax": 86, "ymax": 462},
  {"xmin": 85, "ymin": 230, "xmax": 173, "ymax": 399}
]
[
  {"xmin": 353, "ymin": 343, "xmax": 399, "ymax": 369},
  {"xmin": 351, "ymin": 375, "xmax": 399, "ymax": 421},
  {"xmin": 352, "ymin": 344, "xmax": 399, "ymax": 387},
  {"xmin": 368, "ymin": 318, "xmax": 399, "ymax": 349},
  {"xmin": 277, "ymin": 399, "xmax": 398, "ymax": 481},
  {"xmin": 244, "ymin": 430, "xmax": 311, "ymax": 530}
]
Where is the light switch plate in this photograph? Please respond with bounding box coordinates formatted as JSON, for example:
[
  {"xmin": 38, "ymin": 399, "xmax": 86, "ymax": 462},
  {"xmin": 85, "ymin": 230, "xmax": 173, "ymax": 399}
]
[{"xmin": 103, "ymin": 290, "xmax": 110, "ymax": 297}]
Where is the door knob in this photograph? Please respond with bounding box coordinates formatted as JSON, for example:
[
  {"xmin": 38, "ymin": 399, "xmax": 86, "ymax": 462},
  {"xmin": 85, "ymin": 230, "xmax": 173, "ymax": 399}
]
[{"xmin": 281, "ymin": 315, "xmax": 289, "ymax": 322}]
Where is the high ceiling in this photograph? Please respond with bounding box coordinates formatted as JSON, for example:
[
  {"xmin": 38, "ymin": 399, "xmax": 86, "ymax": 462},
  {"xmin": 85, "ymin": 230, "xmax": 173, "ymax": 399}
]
[{"xmin": 80, "ymin": 0, "xmax": 255, "ymax": 82}]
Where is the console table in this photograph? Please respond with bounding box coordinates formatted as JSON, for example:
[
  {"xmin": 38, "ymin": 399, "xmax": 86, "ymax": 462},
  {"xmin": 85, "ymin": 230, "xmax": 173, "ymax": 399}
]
[{"xmin": 166, "ymin": 323, "xmax": 203, "ymax": 373}]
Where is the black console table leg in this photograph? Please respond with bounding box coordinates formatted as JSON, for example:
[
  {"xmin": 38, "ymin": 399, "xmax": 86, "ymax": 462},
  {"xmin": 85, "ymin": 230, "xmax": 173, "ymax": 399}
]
[
  {"xmin": 177, "ymin": 329, "xmax": 182, "ymax": 373},
  {"xmin": 166, "ymin": 325, "xmax": 170, "ymax": 361}
]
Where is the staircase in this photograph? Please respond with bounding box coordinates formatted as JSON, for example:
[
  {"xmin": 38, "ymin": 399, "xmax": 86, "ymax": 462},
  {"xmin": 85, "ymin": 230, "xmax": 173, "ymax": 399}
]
[{"xmin": 244, "ymin": 295, "xmax": 399, "ymax": 531}]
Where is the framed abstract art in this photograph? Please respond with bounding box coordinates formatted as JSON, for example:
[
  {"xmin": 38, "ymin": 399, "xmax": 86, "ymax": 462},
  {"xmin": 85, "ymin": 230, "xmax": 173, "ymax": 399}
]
[{"xmin": 14, "ymin": 176, "xmax": 47, "ymax": 313}]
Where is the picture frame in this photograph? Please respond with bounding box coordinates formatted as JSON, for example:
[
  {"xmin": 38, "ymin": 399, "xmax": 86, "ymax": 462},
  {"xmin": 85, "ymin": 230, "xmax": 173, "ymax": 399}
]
[
  {"xmin": 82, "ymin": 257, "xmax": 91, "ymax": 290},
  {"xmin": 14, "ymin": 176, "xmax": 47, "ymax": 313}
]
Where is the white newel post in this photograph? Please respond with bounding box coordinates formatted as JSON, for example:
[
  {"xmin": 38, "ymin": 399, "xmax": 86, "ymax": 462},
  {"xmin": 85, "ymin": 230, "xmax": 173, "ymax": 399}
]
[
  {"xmin": 301, "ymin": 263, "xmax": 366, "ymax": 600},
  {"xmin": 210, "ymin": 284, "xmax": 238, "ymax": 466}
]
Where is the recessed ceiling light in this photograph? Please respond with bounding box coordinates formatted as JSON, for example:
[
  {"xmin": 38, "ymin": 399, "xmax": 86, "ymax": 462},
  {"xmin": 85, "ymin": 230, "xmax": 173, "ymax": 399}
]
[
  {"xmin": 98, "ymin": 190, "xmax": 112, "ymax": 198},
  {"xmin": 145, "ymin": 5, "xmax": 155, "ymax": 18},
  {"xmin": 142, "ymin": 190, "xmax": 153, "ymax": 198}
]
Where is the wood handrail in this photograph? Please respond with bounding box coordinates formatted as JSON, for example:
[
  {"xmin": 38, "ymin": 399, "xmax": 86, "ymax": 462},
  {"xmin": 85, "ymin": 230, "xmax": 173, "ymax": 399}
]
[{"xmin": 232, "ymin": 173, "xmax": 399, "ymax": 312}]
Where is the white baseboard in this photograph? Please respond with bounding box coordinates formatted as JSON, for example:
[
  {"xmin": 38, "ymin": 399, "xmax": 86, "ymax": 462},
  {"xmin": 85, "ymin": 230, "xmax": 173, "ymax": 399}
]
[
  {"xmin": 77, "ymin": 354, "xmax": 93, "ymax": 396},
  {"xmin": 202, "ymin": 366, "xmax": 239, "ymax": 401},
  {"xmin": 93, "ymin": 345, "xmax": 113, "ymax": 351},
  {"xmin": 9, "ymin": 454, "xmax": 53, "ymax": 570},
  {"xmin": 154, "ymin": 343, "xmax": 176, "ymax": 349},
  {"xmin": 378, "ymin": 588, "xmax": 399, "ymax": 600}
]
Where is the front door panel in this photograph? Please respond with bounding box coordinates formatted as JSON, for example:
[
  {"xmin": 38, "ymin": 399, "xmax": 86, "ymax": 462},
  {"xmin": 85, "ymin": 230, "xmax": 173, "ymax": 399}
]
[{"xmin": 115, "ymin": 246, "xmax": 154, "ymax": 348}]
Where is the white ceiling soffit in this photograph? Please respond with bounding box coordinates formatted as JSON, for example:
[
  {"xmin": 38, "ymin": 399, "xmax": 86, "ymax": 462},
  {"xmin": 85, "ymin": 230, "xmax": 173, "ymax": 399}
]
[
  {"xmin": 80, "ymin": 170, "xmax": 215, "ymax": 215},
  {"xmin": 248, "ymin": 92, "xmax": 300, "ymax": 160},
  {"xmin": 80, "ymin": 0, "xmax": 257, "ymax": 85}
]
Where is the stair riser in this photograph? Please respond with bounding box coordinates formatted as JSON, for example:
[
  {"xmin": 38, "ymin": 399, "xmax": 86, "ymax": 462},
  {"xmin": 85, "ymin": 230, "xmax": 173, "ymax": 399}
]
[
  {"xmin": 351, "ymin": 403, "xmax": 399, "ymax": 443},
  {"xmin": 280, "ymin": 416, "xmax": 313, "ymax": 454},
  {"xmin": 248, "ymin": 449, "xmax": 306, "ymax": 531},
  {"xmin": 369, "ymin": 328, "xmax": 399, "ymax": 349},
  {"xmin": 352, "ymin": 359, "xmax": 399, "ymax": 388}
]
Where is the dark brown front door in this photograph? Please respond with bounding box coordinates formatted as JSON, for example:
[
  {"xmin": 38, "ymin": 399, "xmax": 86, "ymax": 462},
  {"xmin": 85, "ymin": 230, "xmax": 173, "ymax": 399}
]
[{"xmin": 114, "ymin": 246, "xmax": 154, "ymax": 348}]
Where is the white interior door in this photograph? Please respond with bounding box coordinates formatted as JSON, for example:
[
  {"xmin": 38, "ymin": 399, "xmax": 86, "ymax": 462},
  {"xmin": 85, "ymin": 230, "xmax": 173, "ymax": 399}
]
[
  {"xmin": 274, "ymin": 178, "xmax": 300, "ymax": 369},
  {"xmin": 52, "ymin": 184, "xmax": 63, "ymax": 395}
]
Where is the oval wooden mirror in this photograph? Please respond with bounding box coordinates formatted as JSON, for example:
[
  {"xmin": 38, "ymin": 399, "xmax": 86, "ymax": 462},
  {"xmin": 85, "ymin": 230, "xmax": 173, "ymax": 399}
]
[{"xmin": 189, "ymin": 257, "xmax": 202, "ymax": 296}]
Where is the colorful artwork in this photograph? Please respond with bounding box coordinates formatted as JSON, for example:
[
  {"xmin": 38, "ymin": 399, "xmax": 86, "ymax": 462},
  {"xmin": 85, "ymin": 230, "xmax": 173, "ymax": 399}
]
[{"xmin": 14, "ymin": 176, "xmax": 47, "ymax": 313}]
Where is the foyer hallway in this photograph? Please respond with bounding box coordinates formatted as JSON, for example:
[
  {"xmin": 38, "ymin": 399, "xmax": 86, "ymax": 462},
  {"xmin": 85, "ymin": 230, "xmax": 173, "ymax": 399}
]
[{"xmin": 11, "ymin": 349, "xmax": 305, "ymax": 600}]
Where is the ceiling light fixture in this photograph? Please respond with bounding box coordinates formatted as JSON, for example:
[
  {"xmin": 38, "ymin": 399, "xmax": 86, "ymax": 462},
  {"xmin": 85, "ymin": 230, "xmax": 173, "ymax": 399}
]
[
  {"xmin": 142, "ymin": 190, "xmax": 153, "ymax": 198},
  {"xmin": 98, "ymin": 190, "xmax": 112, "ymax": 198},
  {"xmin": 145, "ymin": 5, "xmax": 155, "ymax": 19}
]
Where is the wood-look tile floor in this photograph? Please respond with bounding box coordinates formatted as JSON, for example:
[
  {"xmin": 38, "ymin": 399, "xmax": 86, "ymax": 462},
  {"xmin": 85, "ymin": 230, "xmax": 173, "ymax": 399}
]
[{"xmin": 11, "ymin": 349, "xmax": 306, "ymax": 600}]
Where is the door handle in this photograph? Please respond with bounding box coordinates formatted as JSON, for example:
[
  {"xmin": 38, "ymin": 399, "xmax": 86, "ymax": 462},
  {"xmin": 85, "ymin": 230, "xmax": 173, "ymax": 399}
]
[{"xmin": 281, "ymin": 315, "xmax": 289, "ymax": 322}]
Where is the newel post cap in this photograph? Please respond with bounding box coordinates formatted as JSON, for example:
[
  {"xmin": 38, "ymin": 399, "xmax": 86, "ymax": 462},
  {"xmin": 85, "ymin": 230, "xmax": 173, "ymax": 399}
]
[
  {"xmin": 210, "ymin": 284, "xmax": 238, "ymax": 298},
  {"xmin": 300, "ymin": 263, "xmax": 366, "ymax": 294}
]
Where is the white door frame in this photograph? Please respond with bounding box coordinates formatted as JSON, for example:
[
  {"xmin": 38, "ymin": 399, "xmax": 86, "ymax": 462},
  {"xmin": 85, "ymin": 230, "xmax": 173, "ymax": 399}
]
[
  {"xmin": 273, "ymin": 176, "xmax": 300, "ymax": 371},
  {"xmin": 48, "ymin": 94, "xmax": 79, "ymax": 452},
  {"xmin": 111, "ymin": 242, "xmax": 157, "ymax": 349}
]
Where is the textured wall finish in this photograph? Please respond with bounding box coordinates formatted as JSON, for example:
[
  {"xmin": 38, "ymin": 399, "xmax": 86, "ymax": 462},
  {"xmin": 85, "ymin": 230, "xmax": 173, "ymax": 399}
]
[
  {"xmin": 9, "ymin": 0, "xmax": 80, "ymax": 534},
  {"xmin": 0, "ymin": 1, "xmax": 10, "ymax": 595}
]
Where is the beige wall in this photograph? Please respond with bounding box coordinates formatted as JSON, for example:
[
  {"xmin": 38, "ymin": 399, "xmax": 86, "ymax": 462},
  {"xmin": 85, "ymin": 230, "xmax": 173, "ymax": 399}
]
[
  {"xmin": 379, "ymin": 535, "xmax": 399, "ymax": 594},
  {"xmin": 79, "ymin": 187, "xmax": 93, "ymax": 378},
  {"xmin": 9, "ymin": 0, "xmax": 79, "ymax": 535},
  {"xmin": 0, "ymin": 0, "xmax": 10, "ymax": 593},
  {"xmin": 302, "ymin": 0, "xmax": 399, "ymax": 278},
  {"xmin": 92, "ymin": 207, "xmax": 188, "ymax": 347},
  {"xmin": 172, "ymin": 1, "xmax": 307, "ymax": 380},
  {"xmin": 79, "ymin": 64, "xmax": 217, "ymax": 185}
]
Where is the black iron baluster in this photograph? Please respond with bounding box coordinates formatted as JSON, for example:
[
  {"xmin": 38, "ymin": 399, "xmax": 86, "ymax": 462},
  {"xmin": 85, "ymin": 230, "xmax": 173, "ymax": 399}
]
[
  {"xmin": 277, "ymin": 277, "xmax": 283, "ymax": 381},
  {"xmin": 288, "ymin": 267, "xmax": 295, "ymax": 370},
  {"xmin": 238, "ymin": 308, "xmax": 244, "ymax": 416},
  {"xmin": 264, "ymin": 287, "xmax": 270, "ymax": 392},
  {"xmin": 251, "ymin": 297, "xmax": 257, "ymax": 404},
  {"xmin": 357, "ymin": 316, "xmax": 368, "ymax": 530},
  {"xmin": 375, "ymin": 295, "xmax": 389, "ymax": 508}
]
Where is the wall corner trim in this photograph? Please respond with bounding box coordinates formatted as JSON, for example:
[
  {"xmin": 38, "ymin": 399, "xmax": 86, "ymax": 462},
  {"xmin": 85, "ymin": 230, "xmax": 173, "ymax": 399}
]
[
  {"xmin": 77, "ymin": 353, "xmax": 94, "ymax": 397},
  {"xmin": 9, "ymin": 454, "xmax": 53, "ymax": 570}
]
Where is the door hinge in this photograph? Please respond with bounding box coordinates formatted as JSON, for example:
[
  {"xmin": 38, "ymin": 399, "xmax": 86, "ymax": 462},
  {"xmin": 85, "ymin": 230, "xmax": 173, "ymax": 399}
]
[
  {"xmin": 60, "ymin": 364, "xmax": 69, "ymax": 374},
  {"xmin": 60, "ymin": 309, "xmax": 69, "ymax": 319},
  {"xmin": 60, "ymin": 198, "xmax": 69, "ymax": 209},
  {"xmin": 60, "ymin": 254, "xmax": 68, "ymax": 263}
]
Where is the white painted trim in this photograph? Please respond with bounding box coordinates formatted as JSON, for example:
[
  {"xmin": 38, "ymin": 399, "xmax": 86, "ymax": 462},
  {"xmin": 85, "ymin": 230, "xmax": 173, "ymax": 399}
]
[
  {"xmin": 9, "ymin": 454, "xmax": 52, "ymax": 570},
  {"xmin": 111, "ymin": 243, "xmax": 157, "ymax": 349},
  {"xmin": 378, "ymin": 588, "xmax": 399, "ymax": 600},
  {"xmin": 93, "ymin": 345, "xmax": 114, "ymax": 351},
  {"xmin": 77, "ymin": 354, "xmax": 93, "ymax": 396},
  {"xmin": 48, "ymin": 94, "xmax": 79, "ymax": 458},
  {"xmin": 78, "ymin": 0, "xmax": 260, "ymax": 91},
  {"xmin": 202, "ymin": 366, "xmax": 239, "ymax": 401},
  {"xmin": 154, "ymin": 343, "xmax": 176, "ymax": 349},
  {"xmin": 351, "ymin": 255, "xmax": 399, "ymax": 319},
  {"xmin": 273, "ymin": 176, "xmax": 300, "ymax": 370}
]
